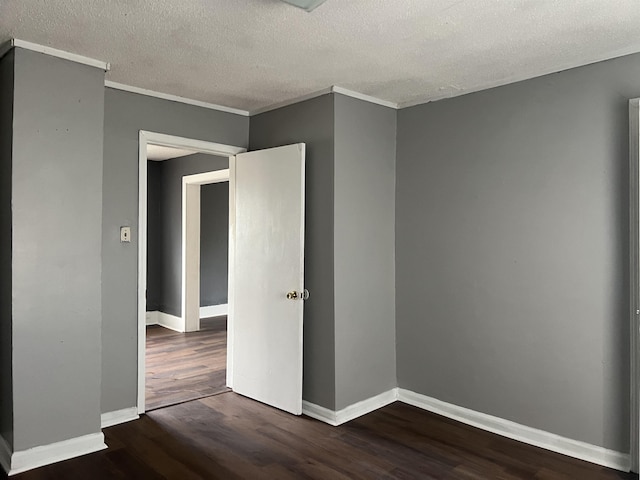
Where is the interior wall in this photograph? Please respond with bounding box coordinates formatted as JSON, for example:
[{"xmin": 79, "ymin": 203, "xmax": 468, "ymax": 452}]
[
  {"xmin": 0, "ymin": 50, "xmax": 14, "ymax": 449},
  {"xmin": 250, "ymin": 94, "xmax": 337, "ymax": 409},
  {"xmin": 200, "ymin": 182, "xmax": 229, "ymax": 307},
  {"xmin": 158, "ymin": 153, "xmax": 228, "ymax": 316},
  {"xmin": 102, "ymin": 88, "xmax": 248, "ymax": 414},
  {"xmin": 12, "ymin": 48, "xmax": 105, "ymax": 451},
  {"xmin": 333, "ymin": 94, "xmax": 397, "ymax": 409},
  {"xmin": 146, "ymin": 160, "xmax": 162, "ymax": 312},
  {"xmin": 395, "ymin": 52, "xmax": 640, "ymax": 452}
]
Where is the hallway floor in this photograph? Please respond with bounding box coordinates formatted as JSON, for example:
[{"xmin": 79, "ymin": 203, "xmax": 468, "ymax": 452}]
[{"xmin": 145, "ymin": 316, "xmax": 229, "ymax": 411}]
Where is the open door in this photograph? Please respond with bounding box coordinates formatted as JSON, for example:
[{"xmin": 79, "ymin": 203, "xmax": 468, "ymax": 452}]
[{"xmin": 231, "ymin": 143, "xmax": 306, "ymax": 415}]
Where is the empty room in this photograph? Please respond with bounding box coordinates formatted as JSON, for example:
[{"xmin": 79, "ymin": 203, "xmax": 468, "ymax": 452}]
[{"xmin": 1, "ymin": 1, "xmax": 640, "ymax": 479}]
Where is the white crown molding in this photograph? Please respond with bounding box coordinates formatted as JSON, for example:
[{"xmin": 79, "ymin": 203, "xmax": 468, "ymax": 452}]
[
  {"xmin": 8, "ymin": 432, "xmax": 106, "ymax": 476},
  {"xmin": 398, "ymin": 44, "xmax": 640, "ymax": 109},
  {"xmin": 250, "ymin": 87, "xmax": 334, "ymax": 116},
  {"xmin": 105, "ymin": 81, "xmax": 250, "ymax": 117},
  {"xmin": 0, "ymin": 39, "xmax": 110, "ymax": 71},
  {"xmin": 397, "ymin": 388, "xmax": 630, "ymax": 472},
  {"xmin": 331, "ymin": 86, "xmax": 397, "ymax": 109},
  {"xmin": 101, "ymin": 407, "xmax": 139, "ymax": 429},
  {"xmin": 251, "ymin": 85, "xmax": 398, "ymax": 116}
]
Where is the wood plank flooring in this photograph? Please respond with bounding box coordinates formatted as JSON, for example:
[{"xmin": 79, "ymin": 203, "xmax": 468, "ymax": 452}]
[
  {"xmin": 145, "ymin": 316, "xmax": 229, "ymax": 411},
  {"xmin": 8, "ymin": 392, "xmax": 638, "ymax": 479}
]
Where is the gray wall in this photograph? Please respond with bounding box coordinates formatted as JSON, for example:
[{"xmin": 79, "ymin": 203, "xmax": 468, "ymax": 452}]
[
  {"xmin": 333, "ymin": 94, "xmax": 397, "ymax": 409},
  {"xmin": 0, "ymin": 50, "xmax": 14, "ymax": 449},
  {"xmin": 396, "ymin": 52, "xmax": 640, "ymax": 452},
  {"xmin": 200, "ymin": 182, "xmax": 229, "ymax": 307},
  {"xmin": 11, "ymin": 48, "xmax": 105, "ymax": 450},
  {"xmin": 250, "ymin": 95, "xmax": 336, "ymax": 409},
  {"xmin": 146, "ymin": 161, "xmax": 162, "ymax": 312},
  {"xmin": 102, "ymin": 89, "xmax": 248, "ymax": 414},
  {"xmin": 158, "ymin": 153, "xmax": 228, "ymax": 316}
]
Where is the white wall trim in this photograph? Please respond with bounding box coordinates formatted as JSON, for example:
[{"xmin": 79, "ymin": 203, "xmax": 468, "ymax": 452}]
[
  {"xmin": 250, "ymin": 87, "xmax": 333, "ymax": 116},
  {"xmin": 7, "ymin": 432, "xmax": 106, "ymax": 476},
  {"xmin": 397, "ymin": 389, "xmax": 630, "ymax": 472},
  {"xmin": 138, "ymin": 131, "xmax": 245, "ymax": 414},
  {"xmin": 200, "ymin": 304, "xmax": 228, "ymax": 318},
  {"xmin": 303, "ymin": 387, "xmax": 630, "ymax": 472},
  {"xmin": 182, "ymin": 169, "xmax": 230, "ymax": 333},
  {"xmin": 101, "ymin": 407, "xmax": 139, "ymax": 429},
  {"xmin": 331, "ymin": 86, "xmax": 397, "ymax": 109},
  {"xmin": 145, "ymin": 311, "xmax": 159, "ymax": 326},
  {"xmin": 399, "ymin": 45, "xmax": 640, "ymax": 109},
  {"xmin": 0, "ymin": 434, "xmax": 11, "ymax": 476},
  {"xmin": 105, "ymin": 81, "xmax": 249, "ymax": 116},
  {"xmin": 1, "ymin": 39, "xmax": 110, "ymax": 71},
  {"xmin": 303, "ymin": 388, "xmax": 399, "ymax": 426},
  {"xmin": 250, "ymin": 85, "xmax": 398, "ymax": 116},
  {"xmin": 302, "ymin": 401, "xmax": 339, "ymax": 426},
  {"xmin": 157, "ymin": 312, "xmax": 185, "ymax": 332}
]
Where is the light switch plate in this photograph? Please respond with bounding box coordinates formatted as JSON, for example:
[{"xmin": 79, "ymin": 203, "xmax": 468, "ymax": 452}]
[{"xmin": 120, "ymin": 226, "xmax": 131, "ymax": 243}]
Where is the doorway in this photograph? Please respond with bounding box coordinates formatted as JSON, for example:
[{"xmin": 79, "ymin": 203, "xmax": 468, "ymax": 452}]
[
  {"xmin": 137, "ymin": 131, "xmax": 245, "ymax": 414},
  {"xmin": 146, "ymin": 166, "xmax": 230, "ymax": 410}
]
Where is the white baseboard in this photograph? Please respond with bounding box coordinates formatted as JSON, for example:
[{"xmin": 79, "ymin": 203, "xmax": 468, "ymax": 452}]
[
  {"xmin": 157, "ymin": 312, "xmax": 184, "ymax": 332},
  {"xmin": 7, "ymin": 432, "xmax": 106, "ymax": 476},
  {"xmin": 145, "ymin": 311, "xmax": 159, "ymax": 326},
  {"xmin": 200, "ymin": 304, "xmax": 228, "ymax": 318},
  {"xmin": 397, "ymin": 388, "xmax": 630, "ymax": 472},
  {"xmin": 303, "ymin": 388, "xmax": 398, "ymax": 426},
  {"xmin": 302, "ymin": 401, "xmax": 339, "ymax": 426},
  {"xmin": 101, "ymin": 407, "xmax": 139, "ymax": 429},
  {"xmin": 303, "ymin": 387, "xmax": 629, "ymax": 472},
  {"xmin": 0, "ymin": 434, "xmax": 11, "ymax": 475}
]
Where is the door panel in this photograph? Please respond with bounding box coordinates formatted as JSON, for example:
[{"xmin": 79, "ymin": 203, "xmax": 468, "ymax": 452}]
[{"xmin": 231, "ymin": 143, "xmax": 305, "ymax": 415}]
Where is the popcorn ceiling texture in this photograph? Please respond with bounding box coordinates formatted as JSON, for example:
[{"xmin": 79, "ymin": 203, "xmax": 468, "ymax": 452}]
[{"xmin": 1, "ymin": 0, "xmax": 639, "ymax": 111}]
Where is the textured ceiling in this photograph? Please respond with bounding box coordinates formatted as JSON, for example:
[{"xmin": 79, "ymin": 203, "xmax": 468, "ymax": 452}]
[{"xmin": 1, "ymin": 0, "xmax": 640, "ymax": 112}]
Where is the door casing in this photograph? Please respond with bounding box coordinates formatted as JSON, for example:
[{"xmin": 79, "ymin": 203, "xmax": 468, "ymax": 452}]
[{"xmin": 137, "ymin": 130, "xmax": 245, "ymax": 414}]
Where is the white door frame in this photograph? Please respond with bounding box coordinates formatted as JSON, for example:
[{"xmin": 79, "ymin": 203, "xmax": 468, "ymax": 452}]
[
  {"xmin": 137, "ymin": 130, "xmax": 245, "ymax": 414},
  {"xmin": 630, "ymin": 98, "xmax": 640, "ymax": 473},
  {"xmin": 181, "ymin": 170, "xmax": 230, "ymax": 333}
]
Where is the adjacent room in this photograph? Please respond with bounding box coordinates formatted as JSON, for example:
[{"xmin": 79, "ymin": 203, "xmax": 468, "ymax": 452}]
[
  {"xmin": 144, "ymin": 146, "xmax": 231, "ymax": 411},
  {"xmin": 1, "ymin": 1, "xmax": 640, "ymax": 478}
]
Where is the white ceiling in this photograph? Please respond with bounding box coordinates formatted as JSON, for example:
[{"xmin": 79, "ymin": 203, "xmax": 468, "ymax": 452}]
[{"xmin": 1, "ymin": 0, "xmax": 640, "ymax": 112}]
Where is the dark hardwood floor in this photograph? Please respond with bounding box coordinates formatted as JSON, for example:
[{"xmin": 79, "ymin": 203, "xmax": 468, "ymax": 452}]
[
  {"xmin": 145, "ymin": 316, "xmax": 229, "ymax": 411},
  {"xmin": 9, "ymin": 392, "xmax": 638, "ymax": 479}
]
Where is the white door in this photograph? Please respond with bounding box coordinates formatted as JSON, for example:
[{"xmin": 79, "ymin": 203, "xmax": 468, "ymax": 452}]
[{"xmin": 231, "ymin": 143, "xmax": 305, "ymax": 415}]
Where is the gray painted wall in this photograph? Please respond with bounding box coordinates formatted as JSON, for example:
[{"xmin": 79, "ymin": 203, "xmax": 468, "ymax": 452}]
[
  {"xmin": 146, "ymin": 157, "xmax": 229, "ymax": 314},
  {"xmin": 396, "ymin": 52, "xmax": 640, "ymax": 452},
  {"xmin": 200, "ymin": 182, "xmax": 229, "ymax": 307},
  {"xmin": 333, "ymin": 94, "xmax": 397, "ymax": 409},
  {"xmin": 250, "ymin": 95, "xmax": 336, "ymax": 409},
  {"xmin": 102, "ymin": 88, "xmax": 248, "ymax": 414},
  {"xmin": 158, "ymin": 153, "xmax": 228, "ymax": 316},
  {"xmin": 11, "ymin": 48, "xmax": 105, "ymax": 450},
  {"xmin": 146, "ymin": 161, "xmax": 162, "ymax": 312},
  {"xmin": 0, "ymin": 50, "xmax": 14, "ymax": 449}
]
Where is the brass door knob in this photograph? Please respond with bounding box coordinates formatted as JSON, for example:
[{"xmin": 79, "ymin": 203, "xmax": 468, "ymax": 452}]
[{"xmin": 286, "ymin": 291, "xmax": 299, "ymax": 300}]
